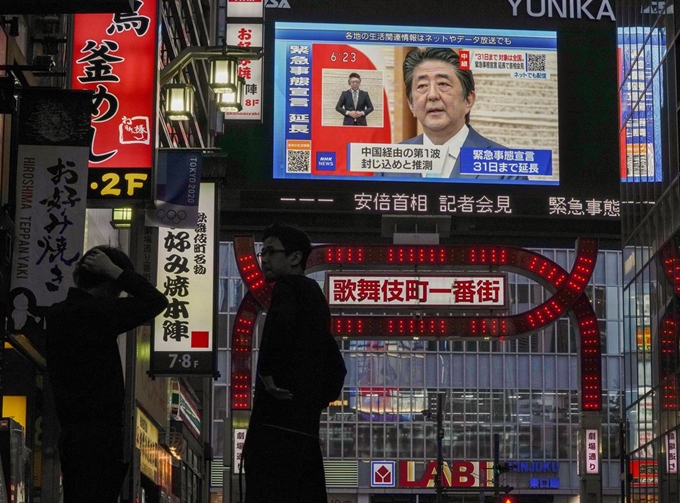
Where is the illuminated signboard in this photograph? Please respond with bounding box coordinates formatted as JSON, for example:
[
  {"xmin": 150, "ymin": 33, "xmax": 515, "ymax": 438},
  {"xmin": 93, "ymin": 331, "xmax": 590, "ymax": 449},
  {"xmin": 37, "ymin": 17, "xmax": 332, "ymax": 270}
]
[
  {"xmin": 371, "ymin": 461, "xmax": 395, "ymax": 487},
  {"xmin": 399, "ymin": 461, "xmax": 492, "ymax": 488},
  {"xmin": 236, "ymin": 190, "xmax": 620, "ymax": 220},
  {"xmin": 667, "ymin": 431, "xmax": 678, "ymax": 474},
  {"xmin": 273, "ymin": 22, "xmax": 558, "ymax": 185},
  {"xmin": 234, "ymin": 428, "xmax": 247, "ymax": 473},
  {"xmin": 585, "ymin": 429, "xmax": 599, "ymax": 474},
  {"xmin": 9, "ymin": 89, "xmax": 91, "ymax": 311},
  {"xmin": 618, "ymin": 27, "xmax": 664, "ymax": 183},
  {"xmin": 636, "ymin": 326, "xmax": 651, "ymax": 352},
  {"xmin": 152, "ymin": 183, "xmax": 217, "ymax": 375},
  {"xmin": 71, "ymin": 0, "xmax": 158, "ymax": 200},
  {"xmin": 326, "ymin": 273, "xmax": 508, "ymax": 308},
  {"xmin": 224, "ymin": 23, "xmax": 263, "ymax": 121},
  {"xmin": 136, "ymin": 408, "xmax": 159, "ymax": 482},
  {"xmin": 369, "ymin": 459, "xmax": 562, "ymax": 489},
  {"xmin": 630, "ymin": 460, "xmax": 657, "ymax": 487}
]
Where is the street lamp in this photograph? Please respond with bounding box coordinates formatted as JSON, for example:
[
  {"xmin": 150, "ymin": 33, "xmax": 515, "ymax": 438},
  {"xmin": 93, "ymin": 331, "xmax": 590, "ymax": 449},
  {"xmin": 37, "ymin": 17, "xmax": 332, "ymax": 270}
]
[
  {"xmin": 209, "ymin": 56, "xmax": 238, "ymax": 93},
  {"xmin": 164, "ymin": 83, "xmax": 195, "ymax": 121},
  {"xmin": 110, "ymin": 207, "xmax": 133, "ymax": 229},
  {"xmin": 159, "ymin": 46, "xmax": 261, "ymax": 121},
  {"xmin": 217, "ymin": 77, "xmax": 245, "ymax": 112}
]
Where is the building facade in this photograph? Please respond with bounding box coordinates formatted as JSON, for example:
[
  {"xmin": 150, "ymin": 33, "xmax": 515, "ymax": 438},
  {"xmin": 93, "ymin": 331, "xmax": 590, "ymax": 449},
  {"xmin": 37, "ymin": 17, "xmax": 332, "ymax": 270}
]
[
  {"xmin": 210, "ymin": 243, "xmax": 625, "ymax": 503},
  {"xmin": 0, "ymin": 0, "xmax": 220, "ymax": 500},
  {"xmin": 617, "ymin": 1, "xmax": 680, "ymax": 502}
]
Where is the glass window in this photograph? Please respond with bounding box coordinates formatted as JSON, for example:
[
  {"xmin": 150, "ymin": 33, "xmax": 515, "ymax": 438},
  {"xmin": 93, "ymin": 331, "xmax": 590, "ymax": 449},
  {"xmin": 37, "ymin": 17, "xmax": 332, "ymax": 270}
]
[
  {"xmin": 606, "ymin": 252, "xmax": 620, "ymax": 284},
  {"xmin": 594, "ymin": 286, "xmax": 607, "ymax": 318},
  {"xmin": 556, "ymin": 319, "xmax": 570, "ymax": 353},
  {"xmin": 357, "ymin": 424, "xmax": 371, "ymax": 458},
  {"xmin": 211, "ymin": 421, "xmax": 224, "ymax": 458},
  {"xmin": 213, "ymin": 385, "xmax": 227, "ymax": 419},
  {"xmin": 217, "ymin": 313, "xmax": 231, "ymax": 349},
  {"xmin": 215, "ymin": 351, "xmax": 229, "ymax": 384}
]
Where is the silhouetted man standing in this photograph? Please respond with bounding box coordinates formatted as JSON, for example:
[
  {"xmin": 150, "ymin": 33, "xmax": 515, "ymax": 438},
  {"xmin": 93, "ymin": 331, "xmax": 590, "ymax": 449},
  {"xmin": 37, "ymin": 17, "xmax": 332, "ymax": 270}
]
[
  {"xmin": 243, "ymin": 224, "xmax": 346, "ymax": 503},
  {"xmin": 46, "ymin": 246, "xmax": 168, "ymax": 503}
]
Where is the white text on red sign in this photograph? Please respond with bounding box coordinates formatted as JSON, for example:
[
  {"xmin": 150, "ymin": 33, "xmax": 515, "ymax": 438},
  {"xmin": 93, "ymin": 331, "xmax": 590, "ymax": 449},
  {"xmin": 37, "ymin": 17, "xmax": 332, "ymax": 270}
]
[{"xmin": 327, "ymin": 274, "xmax": 508, "ymax": 308}]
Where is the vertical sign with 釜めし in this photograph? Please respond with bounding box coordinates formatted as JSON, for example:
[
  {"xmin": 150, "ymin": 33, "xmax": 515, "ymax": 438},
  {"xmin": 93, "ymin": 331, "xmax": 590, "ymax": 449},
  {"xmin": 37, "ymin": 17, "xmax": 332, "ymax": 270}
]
[
  {"xmin": 585, "ymin": 429, "xmax": 599, "ymax": 474},
  {"xmin": 9, "ymin": 89, "xmax": 92, "ymax": 331},
  {"xmin": 151, "ymin": 183, "xmax": 217, "ymax": 375},
  {"xmin": 224, "ymin": 23, "xmax": 263, "ymax": 121},
  {"xmin": 70, "ymin": 0, "xmax": 158, "ymax": 201}
]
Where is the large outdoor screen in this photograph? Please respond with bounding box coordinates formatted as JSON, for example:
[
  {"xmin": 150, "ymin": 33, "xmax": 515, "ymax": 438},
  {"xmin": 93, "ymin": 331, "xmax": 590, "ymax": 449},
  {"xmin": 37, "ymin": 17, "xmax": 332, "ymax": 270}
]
[{"xmin": 273, "ymin": 22, "xmax": 559, "ymax": 185}]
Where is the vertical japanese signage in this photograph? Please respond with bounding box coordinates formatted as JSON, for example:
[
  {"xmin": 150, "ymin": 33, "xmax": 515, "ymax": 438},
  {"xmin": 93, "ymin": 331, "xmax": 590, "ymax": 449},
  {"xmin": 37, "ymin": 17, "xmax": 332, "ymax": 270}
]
[
  {"xmin": 9, "ymin": 89, "xmax": 91, "ymax": 328},
  {"xmin": 585, "ymin": 429, "xmax": 599, "ymax": 474},
  {"xmin": 282, "ymin": 40, "xmax": 312, "ymax": 172},
  {"xmin": 136, "ymin": 408, "xmax": 159, "ymax": 482},
  {"xmin": 224, "ymin": 23, "xmax": 263, "ymax": 121},
  {"xmin": 152, "ymin": 183, "xmax": 217, "ymax": 375},
  {"xmin": 233, "ymin": 428, "xmax": 247, "ymax": 473},
  {"xmin": 71, "ymin": 0, "xmax": 157, "ymax": 201},
  {"xmin": 667, "ymin": 431, "xmax": 678, "ymax": 474}
]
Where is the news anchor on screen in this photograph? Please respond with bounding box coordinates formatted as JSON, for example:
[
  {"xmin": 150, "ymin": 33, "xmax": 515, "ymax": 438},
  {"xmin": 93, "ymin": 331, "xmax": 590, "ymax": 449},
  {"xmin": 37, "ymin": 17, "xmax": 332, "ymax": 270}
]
[
  {"xmin": 401, "ymin": 47, "xmax": 511, "ymax": 179},
  {"xmin": 335, "ymin": 72, "xmax": 374, "ymax": 126}
]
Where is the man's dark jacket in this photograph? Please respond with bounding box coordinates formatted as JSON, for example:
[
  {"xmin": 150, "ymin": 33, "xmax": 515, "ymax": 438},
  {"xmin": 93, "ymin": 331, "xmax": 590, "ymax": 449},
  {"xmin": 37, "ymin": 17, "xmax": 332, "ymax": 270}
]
[
  {"xmin": 249, "ymin": 274, "xmax": 345, "ymax": 437},
  {"xmin": 335, "ymin": 89, "xmax": 374, "ymax": 125},
  {"xmin": 46, "ymin": 270, "xmax": 168, "ymax": 427},
  {"xmin": 401, "ymin": 125, "xmax": 509, "ymax": 178}
]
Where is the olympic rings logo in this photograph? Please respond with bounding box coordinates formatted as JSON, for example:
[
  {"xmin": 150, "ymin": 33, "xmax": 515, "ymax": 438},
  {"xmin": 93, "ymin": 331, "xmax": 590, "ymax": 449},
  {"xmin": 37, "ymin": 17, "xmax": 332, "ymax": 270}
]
[{"xmin": 155, "ymin": 209, "xmax": 187, "ymax": 225}]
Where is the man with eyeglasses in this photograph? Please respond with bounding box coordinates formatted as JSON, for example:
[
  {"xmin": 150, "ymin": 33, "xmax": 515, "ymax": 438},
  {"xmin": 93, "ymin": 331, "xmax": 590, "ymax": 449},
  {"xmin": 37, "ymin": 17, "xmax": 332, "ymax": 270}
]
[
  {"xmin": 335, "ymin": 72, "xmax": 374, "ymax": 126},
  {"xmin": 243, "ymin": 223, "xmax": 346, "ymax": 503}
]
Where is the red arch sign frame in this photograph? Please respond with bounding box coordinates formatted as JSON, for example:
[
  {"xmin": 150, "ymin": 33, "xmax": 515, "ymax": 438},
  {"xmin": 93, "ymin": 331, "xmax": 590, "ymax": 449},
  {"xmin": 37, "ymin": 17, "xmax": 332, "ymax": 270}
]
[{"xmin": 231, "ymin": 238, "xmax": 601, "ymax": 412}]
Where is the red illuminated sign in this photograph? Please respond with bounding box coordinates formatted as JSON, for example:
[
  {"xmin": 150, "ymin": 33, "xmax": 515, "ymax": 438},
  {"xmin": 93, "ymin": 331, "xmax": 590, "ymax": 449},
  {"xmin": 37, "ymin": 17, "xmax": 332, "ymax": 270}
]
[
  {"xmin": 71, "ymin": 0, "xmax": 157, "ymax": 200},
  {"xmin": 326, "ymin": 273, "xmax": 508, "ymax": 309},
  {"xmin": 231, "ymin": 238, "xmax": 602, "ymax": 411},
  {"xmin": 399, "ymin": 461, "xmax": 492, "ymax": 488},
  {"xmin": 659, "ymin": 311, "xmax": 679, "ymax": 410},
  {"xmin": 629, "ymin": 460, "xmax": 657, "ymax": 487}
]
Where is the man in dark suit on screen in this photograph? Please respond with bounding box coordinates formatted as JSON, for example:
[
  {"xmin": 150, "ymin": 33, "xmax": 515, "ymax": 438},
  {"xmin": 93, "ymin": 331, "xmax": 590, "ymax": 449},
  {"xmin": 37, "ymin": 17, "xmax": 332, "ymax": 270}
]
[
  {"xmin": 401, "ymin": 47, "xmax": 511, "ymax": 180},
  {"xmin": 335, "ymin": 72, "xmax": 374, "ymax": 126}
]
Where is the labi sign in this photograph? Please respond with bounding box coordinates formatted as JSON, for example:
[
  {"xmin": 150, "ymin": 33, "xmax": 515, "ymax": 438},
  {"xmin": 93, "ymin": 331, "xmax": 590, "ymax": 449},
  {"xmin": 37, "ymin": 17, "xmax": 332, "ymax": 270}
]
[
  {"xmin": 508, "ymin": 0, "xmax": 616, "ymax": 21},
  {"xmin": 399, "ymin": 461, "xmax": 493, "ymax": 488}
]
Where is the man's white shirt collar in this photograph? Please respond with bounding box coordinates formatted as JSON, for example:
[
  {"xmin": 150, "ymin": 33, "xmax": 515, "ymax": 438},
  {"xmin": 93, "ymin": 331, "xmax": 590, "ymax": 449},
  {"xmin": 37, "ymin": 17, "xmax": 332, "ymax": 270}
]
[{"xmin": 422, "ymin": 124, "xmax": 470, "ymax": 178}]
